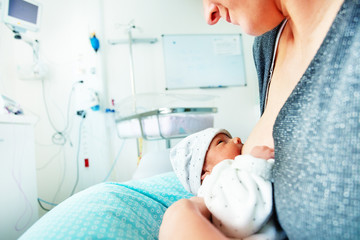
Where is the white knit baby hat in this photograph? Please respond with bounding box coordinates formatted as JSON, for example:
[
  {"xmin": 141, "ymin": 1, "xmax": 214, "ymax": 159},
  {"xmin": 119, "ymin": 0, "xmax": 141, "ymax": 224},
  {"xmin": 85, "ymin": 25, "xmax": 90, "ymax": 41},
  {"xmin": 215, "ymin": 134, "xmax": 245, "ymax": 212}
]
[{"xmin": 170, "ymin": 128, "xmax": 231, "ymax": 195}]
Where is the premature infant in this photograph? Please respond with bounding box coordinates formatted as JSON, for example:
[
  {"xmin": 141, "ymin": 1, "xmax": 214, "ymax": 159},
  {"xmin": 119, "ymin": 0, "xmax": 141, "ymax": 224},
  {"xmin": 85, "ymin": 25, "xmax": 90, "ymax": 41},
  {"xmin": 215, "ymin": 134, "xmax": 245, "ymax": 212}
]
[{"xmin": 170, "ymin": 128, "xmax": 279, "ymax": 239}]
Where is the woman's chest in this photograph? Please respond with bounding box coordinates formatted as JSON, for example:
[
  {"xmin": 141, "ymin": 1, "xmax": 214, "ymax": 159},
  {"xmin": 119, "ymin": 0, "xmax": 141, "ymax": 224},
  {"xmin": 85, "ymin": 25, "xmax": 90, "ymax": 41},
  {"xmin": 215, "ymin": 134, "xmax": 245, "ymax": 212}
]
[
  {"xmin": 266, "ymin": 59, "xmax": 305, "ymax": 114},
  {"xmin": 241, "ymin": 60, "xmax": 305, "ymax": 154}
]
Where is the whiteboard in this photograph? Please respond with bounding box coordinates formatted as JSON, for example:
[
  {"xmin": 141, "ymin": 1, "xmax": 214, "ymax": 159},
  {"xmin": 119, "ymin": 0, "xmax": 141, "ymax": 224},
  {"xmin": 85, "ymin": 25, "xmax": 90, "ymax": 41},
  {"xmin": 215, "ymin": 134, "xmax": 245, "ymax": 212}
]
[{"xmin": 162, "ymin": 34, "xmax": 246, "ymax": 90}]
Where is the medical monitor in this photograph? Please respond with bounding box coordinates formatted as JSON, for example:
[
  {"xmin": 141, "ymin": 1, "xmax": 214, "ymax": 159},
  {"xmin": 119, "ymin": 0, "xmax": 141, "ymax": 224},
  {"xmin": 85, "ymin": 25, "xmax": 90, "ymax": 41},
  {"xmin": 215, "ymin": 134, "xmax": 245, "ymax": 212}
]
[{"xmin": 2, "ymin": 0, "xmax": 42, "ymax": 32}]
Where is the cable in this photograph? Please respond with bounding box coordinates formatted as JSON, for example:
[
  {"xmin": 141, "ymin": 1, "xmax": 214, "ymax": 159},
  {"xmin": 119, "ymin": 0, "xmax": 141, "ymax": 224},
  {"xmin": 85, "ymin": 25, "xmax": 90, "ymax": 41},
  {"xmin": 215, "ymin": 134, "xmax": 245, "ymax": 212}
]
[
  {"xmin": 11, "ymin": 126, "xmax": 34, "ymax": 231},
  {"xmin": 37, "ymin": 198, "xmax": 57, "ymax": 212},
  {"xmin": 69, "ymin": 111, "xmax": 86, "ymax": 196},
  {"xmin": 38, "ymin": 133, "xmax": 117, "ymax": 210},
  {"xmin": 36, "ymin": 147, "xmax": 64, "ymax": 210},
  {"xmin": 38, "ymin": 120, "xmax": 121, "ymax": 210},
  {"xmin": 37, "ymin": 81, "xmax": 85, "ymax": 208},
  {"xmin": 41, "ymin": 79, "xmax": 83, "ymax": 146},
  {"xmin": 103, "ymin": 139, "xmax": 126, "ymax": 182},
  {"xmin": 36, "ymin": 146, "xmax": 63, "ymax": 170},
  {"xmin": 36, "ymin": 148, "xmax": 66, "ymax": 211},
  {"xmin": 52, "ymin": 147, "xmax": 67, "ymax": 203}
]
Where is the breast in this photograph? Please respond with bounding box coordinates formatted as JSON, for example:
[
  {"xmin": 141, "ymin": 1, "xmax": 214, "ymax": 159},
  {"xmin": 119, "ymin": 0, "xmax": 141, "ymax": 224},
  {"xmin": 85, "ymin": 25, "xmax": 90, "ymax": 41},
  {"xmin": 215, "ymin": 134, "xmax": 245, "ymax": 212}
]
[{"xmin": 241, "ymin": 109, "xmax": 276, "ymax": 154}]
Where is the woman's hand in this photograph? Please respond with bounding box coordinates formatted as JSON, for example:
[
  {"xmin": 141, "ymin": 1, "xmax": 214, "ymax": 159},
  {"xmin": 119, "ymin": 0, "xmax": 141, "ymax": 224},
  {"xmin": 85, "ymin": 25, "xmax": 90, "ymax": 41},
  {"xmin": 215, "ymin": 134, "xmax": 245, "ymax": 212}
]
[
  {"xmin": 250, "ymin": 146, "xmax": 274, "ymax": 160},
  {"xmin": 159, "ymin": 197, "xmax": 228, "ymax": 240}
]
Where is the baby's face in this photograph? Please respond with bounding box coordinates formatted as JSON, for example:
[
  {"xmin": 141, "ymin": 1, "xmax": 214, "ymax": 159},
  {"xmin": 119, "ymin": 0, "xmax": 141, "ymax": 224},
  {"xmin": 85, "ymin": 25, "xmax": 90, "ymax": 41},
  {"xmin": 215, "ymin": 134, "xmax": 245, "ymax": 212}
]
[{"xmin": 201, "ymin": 133, "xmax": 243, "ymax": 180}]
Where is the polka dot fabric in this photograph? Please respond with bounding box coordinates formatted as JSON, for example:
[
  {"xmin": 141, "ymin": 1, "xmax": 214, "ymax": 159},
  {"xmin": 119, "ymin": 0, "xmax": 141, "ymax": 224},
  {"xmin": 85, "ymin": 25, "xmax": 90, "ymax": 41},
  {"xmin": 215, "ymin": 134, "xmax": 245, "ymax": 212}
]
[{"xmin": 20, "ymin": 172, "xmax": 192, "ymax": 240}]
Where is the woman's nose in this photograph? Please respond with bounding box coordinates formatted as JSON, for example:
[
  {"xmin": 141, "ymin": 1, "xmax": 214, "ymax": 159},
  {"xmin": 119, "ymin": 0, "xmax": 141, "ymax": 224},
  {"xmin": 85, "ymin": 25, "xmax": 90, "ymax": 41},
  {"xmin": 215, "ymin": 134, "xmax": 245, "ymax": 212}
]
[{"xmin": 203, "ymin": 1, "xmax": 221, "ymax": 25}]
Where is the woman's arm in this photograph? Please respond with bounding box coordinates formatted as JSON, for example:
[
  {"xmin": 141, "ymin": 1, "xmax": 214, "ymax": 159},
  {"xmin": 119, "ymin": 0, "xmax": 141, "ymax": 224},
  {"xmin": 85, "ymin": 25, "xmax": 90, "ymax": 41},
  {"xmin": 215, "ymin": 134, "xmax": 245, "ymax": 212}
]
[{"xmin": 159, "ymin": 197, "xmax": 228, "ymax": 240}]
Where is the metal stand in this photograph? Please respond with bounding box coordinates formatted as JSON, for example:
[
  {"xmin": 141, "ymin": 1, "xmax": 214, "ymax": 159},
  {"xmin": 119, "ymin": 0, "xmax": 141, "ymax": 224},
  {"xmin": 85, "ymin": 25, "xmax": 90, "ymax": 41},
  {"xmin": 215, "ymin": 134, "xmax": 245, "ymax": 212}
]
[
  {"xmin": 107, "ymin": 22, "xmax": 158, "ymax": 110},
  {"xmin": 108, "ymin": 22, "xmax": 159, "ymax": 154},
  {"xmin": 14, "ymin": 31, "xmax": 42, "ymax": 77}
]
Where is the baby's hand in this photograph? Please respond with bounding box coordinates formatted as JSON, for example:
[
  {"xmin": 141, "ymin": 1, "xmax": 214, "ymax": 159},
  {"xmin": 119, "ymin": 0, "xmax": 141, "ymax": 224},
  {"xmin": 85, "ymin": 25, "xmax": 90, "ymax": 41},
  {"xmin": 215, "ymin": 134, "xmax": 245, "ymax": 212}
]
[{"xmin": 250, "ymin": 146, "xmax": 274, "ymax": 160}]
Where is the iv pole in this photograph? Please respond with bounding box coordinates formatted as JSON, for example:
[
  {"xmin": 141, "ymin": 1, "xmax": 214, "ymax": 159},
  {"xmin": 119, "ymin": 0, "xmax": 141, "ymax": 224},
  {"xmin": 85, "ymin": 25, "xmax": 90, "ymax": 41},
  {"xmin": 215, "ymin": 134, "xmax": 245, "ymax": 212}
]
[
  {"xmin": 126, "ymin": 24, "xmax": 141, "ymax": 161},
  {"xmin": 127, "ymin": 24, "xmax": 137, "ymax": 112},
  {"xmin": 108, "ymin": 21, "xmax": 158, "ymax": 161},
  {"xmin": 108, "ymin": 21, "xmax": 158, "ymax": 111}
]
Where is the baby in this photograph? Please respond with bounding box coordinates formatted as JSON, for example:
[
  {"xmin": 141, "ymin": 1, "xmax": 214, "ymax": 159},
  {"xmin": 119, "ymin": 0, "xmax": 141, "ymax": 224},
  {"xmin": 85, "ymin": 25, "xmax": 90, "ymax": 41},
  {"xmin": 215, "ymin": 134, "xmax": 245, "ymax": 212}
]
[{"xmin": 170, "ymin": 128, "xmax": 279, "ymax": 239}]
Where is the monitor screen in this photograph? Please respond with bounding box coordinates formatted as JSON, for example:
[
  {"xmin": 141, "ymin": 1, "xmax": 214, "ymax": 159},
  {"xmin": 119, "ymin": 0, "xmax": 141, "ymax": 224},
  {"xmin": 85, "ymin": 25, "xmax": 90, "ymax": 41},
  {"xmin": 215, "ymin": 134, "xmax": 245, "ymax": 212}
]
[
  {"xmin": 9, "ymin": 0, "xmax": 38, "ymax": 24},
  {"xmin": 2, "ymin": 0, "xmax": 41, "ymax": 32}
]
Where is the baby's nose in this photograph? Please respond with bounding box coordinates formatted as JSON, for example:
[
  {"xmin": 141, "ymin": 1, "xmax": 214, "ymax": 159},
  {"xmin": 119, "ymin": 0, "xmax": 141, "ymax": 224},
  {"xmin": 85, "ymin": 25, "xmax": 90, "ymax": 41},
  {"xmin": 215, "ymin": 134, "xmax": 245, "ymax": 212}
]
[{"xmin": 233, "ymin": 137, "xmax": 241, "ymax": 144}]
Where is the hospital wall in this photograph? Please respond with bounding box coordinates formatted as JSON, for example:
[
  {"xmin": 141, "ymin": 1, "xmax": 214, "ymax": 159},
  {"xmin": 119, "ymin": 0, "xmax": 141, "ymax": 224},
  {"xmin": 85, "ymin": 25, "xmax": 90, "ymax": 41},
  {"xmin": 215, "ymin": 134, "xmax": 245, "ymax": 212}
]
[{"xmin": 0, "ymin": 0, "xmax": 259, "ymax": 217}]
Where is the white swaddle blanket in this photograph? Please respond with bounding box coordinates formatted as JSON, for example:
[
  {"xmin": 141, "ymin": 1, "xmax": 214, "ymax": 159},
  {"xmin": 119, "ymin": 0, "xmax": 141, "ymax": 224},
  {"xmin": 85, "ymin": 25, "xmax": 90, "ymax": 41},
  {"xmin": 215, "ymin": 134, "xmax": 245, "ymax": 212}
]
[{"xmin": 198, "ymin": 155, "xmax": 276, "ymax": 239}]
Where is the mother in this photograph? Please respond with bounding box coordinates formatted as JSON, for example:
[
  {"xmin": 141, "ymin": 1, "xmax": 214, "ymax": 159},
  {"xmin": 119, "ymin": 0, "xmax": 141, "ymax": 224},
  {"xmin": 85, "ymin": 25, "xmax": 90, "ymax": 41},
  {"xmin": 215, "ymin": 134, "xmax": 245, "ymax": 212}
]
[{"xmin": 160, "ymin": 0, "xmax": 360, "ymax": 239}]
